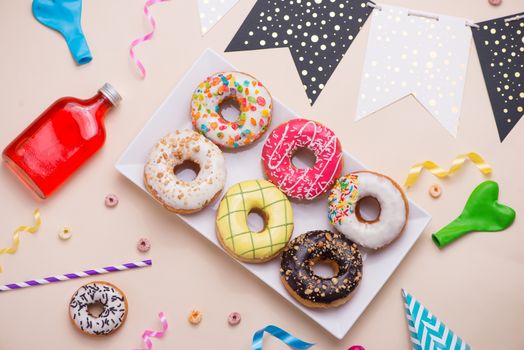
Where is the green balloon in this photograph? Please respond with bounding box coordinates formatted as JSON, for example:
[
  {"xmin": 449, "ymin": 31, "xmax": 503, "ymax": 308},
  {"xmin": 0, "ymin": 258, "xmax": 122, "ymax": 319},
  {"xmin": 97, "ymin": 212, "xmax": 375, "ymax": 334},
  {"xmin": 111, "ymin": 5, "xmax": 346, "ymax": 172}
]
[{"xmin": 432, "ymin": 181, "xmax": 516, "ymax": 248}]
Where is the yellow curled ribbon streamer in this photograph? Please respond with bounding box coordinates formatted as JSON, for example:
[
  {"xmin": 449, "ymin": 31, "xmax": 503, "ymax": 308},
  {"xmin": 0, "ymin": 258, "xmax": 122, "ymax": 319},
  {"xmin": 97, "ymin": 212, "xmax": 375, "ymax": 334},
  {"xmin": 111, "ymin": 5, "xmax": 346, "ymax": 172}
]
[
  {"xmin": 404, "ymin": 153, "xmax": 492, "ymax": 188},
  {"xmin": 0, "ymin": 209, "xmax": 42, "ymax": 272}
]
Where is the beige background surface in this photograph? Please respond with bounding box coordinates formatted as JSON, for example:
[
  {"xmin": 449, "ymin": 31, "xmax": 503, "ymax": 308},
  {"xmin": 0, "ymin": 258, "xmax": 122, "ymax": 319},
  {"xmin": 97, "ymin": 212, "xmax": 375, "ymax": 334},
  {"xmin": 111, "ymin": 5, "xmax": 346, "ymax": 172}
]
[{"xmin": 0, "ymin": 0, "xmax": 523, "ymax": 349}]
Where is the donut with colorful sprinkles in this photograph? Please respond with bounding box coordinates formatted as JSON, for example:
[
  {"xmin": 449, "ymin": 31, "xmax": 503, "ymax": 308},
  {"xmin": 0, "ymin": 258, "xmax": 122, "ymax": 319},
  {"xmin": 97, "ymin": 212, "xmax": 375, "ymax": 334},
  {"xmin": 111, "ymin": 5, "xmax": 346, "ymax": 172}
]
[
  {"xmin": 261, "ymin": 118, "xmax": 343, "ymax": 200},
  {"xmin": 328, "ymin": 171, "xmax": 409, "ymax": 249},
  {"xmin": 69, "ymin": 281, "xmax": 127, "ymax": 336},
  {"xmin": 191, "ymin": 71, "xmax": 272, "ymax": 148}
]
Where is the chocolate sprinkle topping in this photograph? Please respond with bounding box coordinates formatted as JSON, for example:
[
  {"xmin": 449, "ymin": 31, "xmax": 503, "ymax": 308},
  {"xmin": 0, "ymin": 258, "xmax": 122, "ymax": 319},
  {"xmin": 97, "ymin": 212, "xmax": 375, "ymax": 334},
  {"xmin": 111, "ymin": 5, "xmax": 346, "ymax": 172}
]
[{"xmin": 69, "ymin": 282, "xmax": 126, "ymax": 335}]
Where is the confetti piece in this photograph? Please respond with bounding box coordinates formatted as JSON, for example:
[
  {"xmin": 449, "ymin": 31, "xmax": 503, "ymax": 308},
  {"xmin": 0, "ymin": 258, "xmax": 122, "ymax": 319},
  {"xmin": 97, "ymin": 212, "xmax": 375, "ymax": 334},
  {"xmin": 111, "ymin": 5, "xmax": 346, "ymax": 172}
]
[
  {"xmin": 0, "ymin": 208, "xmax": 41, "ymax": 272},
  {"xmin": 428, "ymin": 184, "xmax": 442, "ymax": 198},
  {"xmin": 137, "ymin": 238, "xmax": 151, "ymax": 252},
  {"xmin": 58, "ymin": 227, "xmax": 72, "ymax": 240},
  {"xmin": 188, "ymin": 309, "xmax": 202, "ymax": 325},
  {"xmin": 105, "ymin": 193, "xmax": 119, "ymax": 207},
  {"xmin": 129, "ymin": 0, "xmax": 169, "ymax": 78},
  {"xmin": 228, "ymin": 312, "xmax": 241, "ymax": 325},
  {"xmin": 0, "ymin": 260, "xmax": 152, "ymax": 292},
  {"xmin": 134, "ymin": 312, "xmax": 168, "ymax": 350},
  {"xmin": 404, "ymin": 152, "xmax": 491, "ymax": 188}
]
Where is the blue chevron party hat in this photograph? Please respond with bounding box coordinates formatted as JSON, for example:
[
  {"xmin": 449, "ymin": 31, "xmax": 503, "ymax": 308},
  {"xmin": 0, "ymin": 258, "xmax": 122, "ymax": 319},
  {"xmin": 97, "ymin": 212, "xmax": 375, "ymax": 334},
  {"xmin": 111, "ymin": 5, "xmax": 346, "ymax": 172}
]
[{"xmin": 402, "ymin": 289, "xmax": 471, "ymax": 350}]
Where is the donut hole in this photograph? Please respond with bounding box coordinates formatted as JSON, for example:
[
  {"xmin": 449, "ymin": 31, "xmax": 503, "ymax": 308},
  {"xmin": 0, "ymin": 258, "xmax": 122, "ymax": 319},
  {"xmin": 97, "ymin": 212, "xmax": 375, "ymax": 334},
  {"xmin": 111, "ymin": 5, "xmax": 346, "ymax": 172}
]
[
  {"xmin": 247, "ymin": 208, "xmax": 267, "ymax": 233},
  {"xmin": 87, "ymin": 301, "xmax": 105, "ymax": 318},
  {"xmin": 173, "ymin": 160, "xmax": 200, "ymax": 182},
  {"xmin": 355, "ymin": 196, "xmax": 381, "ymax": 223},
  {"xmin": 291, "ymin": 147, "xmax": 317, "ymax": 169},
  {"xmin": 311, "ymin": 258, "xmax": 339, "ymax": 279},
  {"xmin": 219, "ymin": 97, "xmax": 241, "ymax": 123}
]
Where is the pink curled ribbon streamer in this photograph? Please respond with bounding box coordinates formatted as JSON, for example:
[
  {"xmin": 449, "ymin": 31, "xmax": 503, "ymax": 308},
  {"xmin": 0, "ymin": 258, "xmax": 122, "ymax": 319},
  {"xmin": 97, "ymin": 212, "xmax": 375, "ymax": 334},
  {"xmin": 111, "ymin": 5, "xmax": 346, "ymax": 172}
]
[
  {"xmin": 134, "ymin": 312, "xmax": 168, "ymax": 350},
  {"xmin": 129, "ymin": 0, "xmax": 169, "ymax": 78}
]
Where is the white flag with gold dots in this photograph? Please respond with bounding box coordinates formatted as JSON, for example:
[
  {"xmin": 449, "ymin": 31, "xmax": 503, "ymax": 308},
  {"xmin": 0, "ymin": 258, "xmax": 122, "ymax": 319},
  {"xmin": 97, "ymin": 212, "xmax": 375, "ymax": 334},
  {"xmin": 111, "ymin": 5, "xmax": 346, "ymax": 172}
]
[
  {"xmin": 197, "ymin": 0, "xmax": 240, "ymax": 35},
  {"xmin": 356, "ymin": 4, "xmax": 472, "ymax": 137}
]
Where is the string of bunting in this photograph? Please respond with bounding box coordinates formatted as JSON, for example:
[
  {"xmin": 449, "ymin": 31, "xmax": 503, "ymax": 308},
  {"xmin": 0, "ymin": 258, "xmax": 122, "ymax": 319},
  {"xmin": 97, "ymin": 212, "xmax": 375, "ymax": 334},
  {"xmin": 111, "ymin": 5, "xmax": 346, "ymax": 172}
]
[
  {"xmin": 125, "ymin": 0, "xmax": 524, "ymax": 141},
  {"xmin": 222, "ymin": 1, "xmax": 523, "ymax": 140},
  {"xmin": 404, "ymin": 152, "xmax": 492, "ymax": 188},
  {"xmin": 0, "ymin": 208, "xmax": 41, "ymax": 272}
]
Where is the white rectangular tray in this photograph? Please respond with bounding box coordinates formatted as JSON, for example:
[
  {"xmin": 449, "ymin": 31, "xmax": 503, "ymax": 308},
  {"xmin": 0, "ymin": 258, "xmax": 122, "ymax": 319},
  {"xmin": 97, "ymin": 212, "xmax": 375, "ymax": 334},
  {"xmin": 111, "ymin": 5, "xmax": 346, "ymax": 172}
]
[{"xmin": 116, "ymin": 48, "xmax": 431, "ymax": 339}]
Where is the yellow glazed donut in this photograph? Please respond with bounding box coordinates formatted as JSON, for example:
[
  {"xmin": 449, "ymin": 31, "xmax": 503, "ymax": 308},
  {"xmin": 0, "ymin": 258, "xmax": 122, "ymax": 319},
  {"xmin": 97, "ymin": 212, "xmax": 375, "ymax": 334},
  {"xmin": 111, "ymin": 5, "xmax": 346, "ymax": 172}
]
[{"xmin": 216, "ymin": 180, "xmax": 294, "ymax": 263}]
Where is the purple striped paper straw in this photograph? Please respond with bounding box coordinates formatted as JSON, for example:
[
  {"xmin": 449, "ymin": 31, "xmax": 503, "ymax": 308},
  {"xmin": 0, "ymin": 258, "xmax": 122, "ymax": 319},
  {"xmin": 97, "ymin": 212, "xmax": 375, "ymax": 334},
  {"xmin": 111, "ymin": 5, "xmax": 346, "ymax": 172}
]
[{"xmin": 0, "ymin": 259, "xmax": 152, "ymax": 292}]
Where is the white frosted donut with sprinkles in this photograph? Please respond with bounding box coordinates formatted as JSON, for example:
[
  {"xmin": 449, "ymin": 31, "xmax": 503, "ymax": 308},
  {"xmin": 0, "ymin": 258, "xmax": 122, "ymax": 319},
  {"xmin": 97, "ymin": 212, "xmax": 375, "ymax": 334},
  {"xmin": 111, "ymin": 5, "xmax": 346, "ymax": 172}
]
[
  {"xmin": 328, "ymin": 171, "xmax": 409, "ymax": 249},
  {"xmin": 191, "ymin": 71, "xmax": 272, "ymax": 148},
  {"xmin": 261, "ymin": 118, "xmax": 343, "ymax": 200},
  {"xmin": 69, "ymin": 281, "xmax": 127, "ymax": 336},
  {"xmin": 144, "ymin": 130, "xmax": 227, "ymax": 214}
]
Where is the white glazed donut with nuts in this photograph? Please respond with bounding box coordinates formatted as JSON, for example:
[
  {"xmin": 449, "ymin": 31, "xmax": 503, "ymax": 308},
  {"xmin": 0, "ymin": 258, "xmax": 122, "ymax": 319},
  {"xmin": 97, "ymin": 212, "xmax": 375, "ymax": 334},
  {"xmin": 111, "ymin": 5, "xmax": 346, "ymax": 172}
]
[{"xmin": 144, "ymin": 130, "xmax": 227, "ymax": 214}]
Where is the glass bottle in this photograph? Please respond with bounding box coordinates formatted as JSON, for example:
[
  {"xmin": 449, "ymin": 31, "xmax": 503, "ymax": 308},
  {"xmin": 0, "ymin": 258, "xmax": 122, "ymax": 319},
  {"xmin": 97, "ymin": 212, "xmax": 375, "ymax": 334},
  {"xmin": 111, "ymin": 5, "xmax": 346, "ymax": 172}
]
[{"xmin": 3, "ymin": 83, "xmax": 121, "ymax": 198}]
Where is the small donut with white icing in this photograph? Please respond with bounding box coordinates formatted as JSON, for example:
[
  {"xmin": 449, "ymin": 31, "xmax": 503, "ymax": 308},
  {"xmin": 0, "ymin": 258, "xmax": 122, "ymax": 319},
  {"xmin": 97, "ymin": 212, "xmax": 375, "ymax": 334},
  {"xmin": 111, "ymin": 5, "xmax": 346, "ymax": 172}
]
[
  {"xmin": 69, "ymin": 281, "xmax": 127, "ymax": 336},
  {"xmin": 261, "ymin": 118, "xmax": 343, "ymax": 200},
  {"xmin": 191, "ymin": 71, "xmax": 272, "ymax": 148},
  {"xmin": 328, "ymin": 171, "xmax": 409, "ymax": 249},
  {"xmin": 144, "ymin": 130, "xmax": 227, "ymax": 214}
]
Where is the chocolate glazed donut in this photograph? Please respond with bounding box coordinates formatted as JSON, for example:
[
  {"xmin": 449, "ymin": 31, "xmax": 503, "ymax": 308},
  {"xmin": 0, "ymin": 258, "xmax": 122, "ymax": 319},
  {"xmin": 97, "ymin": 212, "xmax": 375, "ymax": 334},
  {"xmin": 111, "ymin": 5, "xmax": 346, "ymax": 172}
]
[{"xmin": 280, "ymin": 230, "xmax": 363, "ymax": 308}]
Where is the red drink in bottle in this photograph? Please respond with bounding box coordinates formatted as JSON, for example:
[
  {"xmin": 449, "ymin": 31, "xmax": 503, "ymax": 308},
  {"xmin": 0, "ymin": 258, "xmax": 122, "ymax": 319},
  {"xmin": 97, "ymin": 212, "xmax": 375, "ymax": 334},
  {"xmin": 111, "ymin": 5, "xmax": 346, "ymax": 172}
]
[{"xmin": 3, "ymin": 83, "xmax": 121, "ymax": 198}]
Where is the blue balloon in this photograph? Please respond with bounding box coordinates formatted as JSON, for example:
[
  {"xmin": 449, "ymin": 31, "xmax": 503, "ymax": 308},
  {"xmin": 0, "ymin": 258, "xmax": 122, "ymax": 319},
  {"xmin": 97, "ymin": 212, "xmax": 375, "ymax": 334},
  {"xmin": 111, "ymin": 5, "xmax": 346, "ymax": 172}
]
[{"xmin": 32, "ymin": 0, "xmax": 92, "ymax": 65}]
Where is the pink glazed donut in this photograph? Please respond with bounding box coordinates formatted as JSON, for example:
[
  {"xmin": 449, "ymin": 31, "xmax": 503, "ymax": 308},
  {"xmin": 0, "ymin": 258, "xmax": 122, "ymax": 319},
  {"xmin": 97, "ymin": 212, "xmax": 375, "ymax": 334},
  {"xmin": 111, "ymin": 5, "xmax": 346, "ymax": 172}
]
[{"xmin": 261, "ymin": 118, "xmax": 343, "ymax": 200}]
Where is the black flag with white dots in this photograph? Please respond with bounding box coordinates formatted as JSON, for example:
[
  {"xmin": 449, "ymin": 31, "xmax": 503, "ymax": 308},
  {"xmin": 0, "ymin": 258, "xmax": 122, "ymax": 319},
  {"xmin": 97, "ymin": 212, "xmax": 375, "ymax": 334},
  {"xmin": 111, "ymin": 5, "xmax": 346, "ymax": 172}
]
[
  {"xmin": 226, "ymin": 0, "xmax": 373, "ymax": 105},
  {"xmin": 472, "ymin": 13, "xmax": 524, "ymax": 142}
]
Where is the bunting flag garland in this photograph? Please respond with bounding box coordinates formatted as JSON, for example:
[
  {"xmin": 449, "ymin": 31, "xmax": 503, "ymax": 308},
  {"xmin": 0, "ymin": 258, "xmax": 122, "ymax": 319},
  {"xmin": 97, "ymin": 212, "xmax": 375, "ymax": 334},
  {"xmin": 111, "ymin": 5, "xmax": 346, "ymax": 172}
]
[
  {"xmin": 355, "ymin": 4, "xmax": 472, "ymax": 136},
  {"xmin": 226, "ymin": 0, "xmax": 373, "ymax": 105},
  {"xmin": 197, "ymin": 0, "xmax": 240, "ymax": 34},
  {"xmin": 472, "ymin": 13, "xmax": 524, "ymax": 142},
  {"xmin": 402, "ymin": 289, "xmax": 471, "ymax": 350}
]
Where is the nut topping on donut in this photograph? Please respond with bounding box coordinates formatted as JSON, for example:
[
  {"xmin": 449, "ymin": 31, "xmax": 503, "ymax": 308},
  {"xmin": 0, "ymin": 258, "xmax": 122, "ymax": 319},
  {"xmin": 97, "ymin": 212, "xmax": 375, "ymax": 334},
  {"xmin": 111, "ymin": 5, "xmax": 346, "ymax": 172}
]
[
  {"xmin": 280, "ymin": 230, "xmax": 363, "ymax": 308},
  {"xmin": 144, "ymin": 130, "xmax": 226, "ymax": 214}
]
